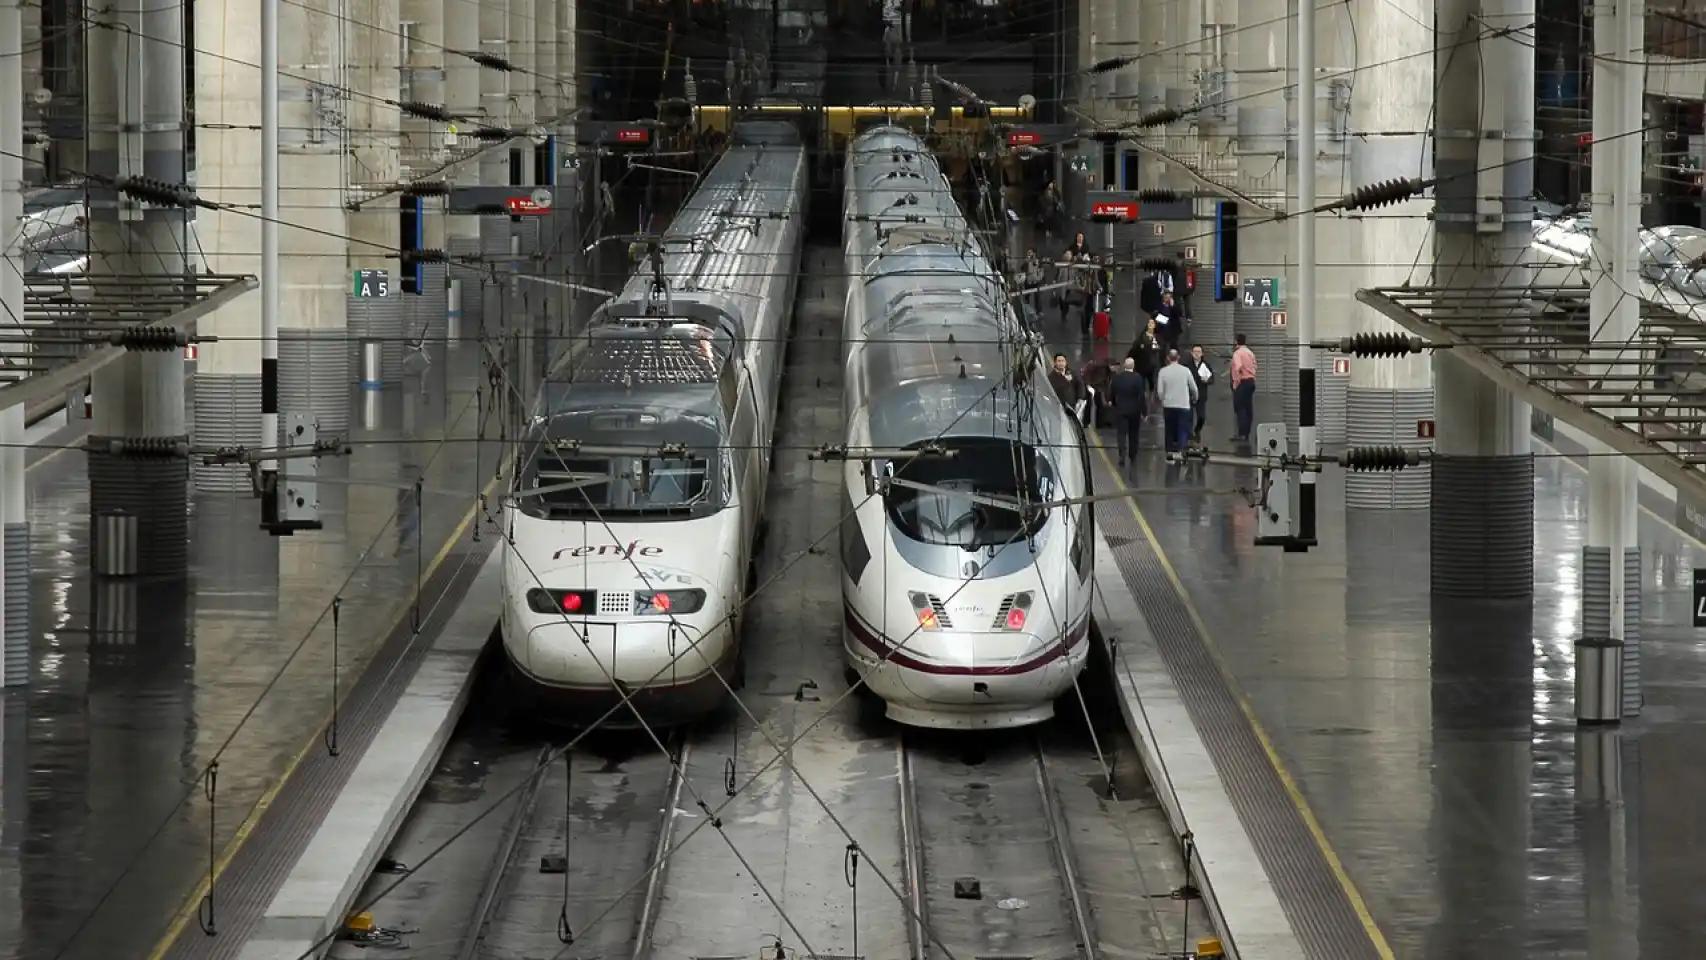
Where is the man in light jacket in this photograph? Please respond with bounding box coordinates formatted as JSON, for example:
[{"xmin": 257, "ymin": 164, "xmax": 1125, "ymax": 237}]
[{"xmin": 1156, "ymin": 348, "xmax": 1199, "ymax": 455}]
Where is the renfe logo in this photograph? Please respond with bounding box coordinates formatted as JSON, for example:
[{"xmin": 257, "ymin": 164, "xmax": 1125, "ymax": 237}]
[{"xmin": 552, "ymin": 541, "xmax": 664, "ymax": 560}]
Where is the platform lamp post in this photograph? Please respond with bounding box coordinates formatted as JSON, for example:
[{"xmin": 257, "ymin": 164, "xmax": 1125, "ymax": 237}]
[{"xmin": 1293, "ymin": 0, "xmax": 1318, "ymax": 550}]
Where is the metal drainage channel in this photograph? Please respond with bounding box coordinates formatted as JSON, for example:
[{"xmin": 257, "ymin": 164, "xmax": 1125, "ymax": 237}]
[
  {"xmin": 164, "ymin": 538, "xmax": 498, "ymax": 960},
  {"xmin": 1090, "ymin": 455, "xmax": 1382, "ymax": 960}
]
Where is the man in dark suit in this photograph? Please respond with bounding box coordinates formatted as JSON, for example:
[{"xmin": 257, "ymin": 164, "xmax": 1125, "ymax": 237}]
[{"xmin": 1107, "ymin": 357, "xmax": 1148, "ymax": 466}]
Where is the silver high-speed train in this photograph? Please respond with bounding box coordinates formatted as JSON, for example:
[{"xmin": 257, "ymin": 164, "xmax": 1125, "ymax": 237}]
[
  {"xmin": 838, "ymin": 126, "xmax": 1094, "ymax": 730},
  {"xmin": 499, "ymin": 123, "xmax": 807, "ymax": 725}
]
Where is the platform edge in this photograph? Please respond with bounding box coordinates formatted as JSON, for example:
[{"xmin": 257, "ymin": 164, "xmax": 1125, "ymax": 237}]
[
  {"xmin": 1090, "ymin": 526, "xmax": 1308, "ymax": 960},
  {"xmin": 235, "ymin": 544, "xmax": 502, "ymax": 960}
]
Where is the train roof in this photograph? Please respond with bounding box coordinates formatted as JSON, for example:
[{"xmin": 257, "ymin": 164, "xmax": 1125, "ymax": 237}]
[
  {"xmin": 607, "ymin": 140, "xmax": 804, "ymax": 340},
  {"xmin": 539, "ymin": 320, "xmax": 729, "ymax": 425}
]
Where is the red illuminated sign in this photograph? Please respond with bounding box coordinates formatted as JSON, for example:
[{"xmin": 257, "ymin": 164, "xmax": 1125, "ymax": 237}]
[
  {"xmin": 1090, "ymin": 200, "xmax": 1138, "ymax": 223},
  {"xmin": 616, "ymin": 127, "xmax": 650, "ymax": 145},
  {"xmin": 1576, "ymin": 132, "xmax": 1593, "ymax": 148},
  {"xmin": 504, "ymin": 196, "xmax": 551, "ymax": 215},
  {"xmin": 1007, "ymin": 130, "xmax": 1042, "ymax": 147},
  {"xmin": 1184, "ymin": 269, "xmax": 1196, "ymax": 291}
]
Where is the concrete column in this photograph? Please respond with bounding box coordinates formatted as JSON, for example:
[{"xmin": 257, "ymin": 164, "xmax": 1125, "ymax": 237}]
[
  {"xmin": 343, "ymin": 0, "xmax": 406, "ymax": 396},
  {"xmin": 1342, "ymin": 0, "xmax": 1435, "ymax": 508},
  {"xmin": 400, "ymin": 0, "xmax": 450, "ymax": 347},
  {"xmin": 477, "ymin": 0, "xmax": 514, "ymax": 339},
  {"xmin": 1111, "ymin": 0, "xmax": 1140, "ymax": 103},
  {"xmin": 275, "ymin": 0, "xmax": 350, "ymax": 421},
  {"xmin": 1429, "ymin": 0, "xmax": 1536, "ymax": 597},
  {"xmin": 1, "ymin": 0, "xmax": 25, "ymax": 686},
  {"xmin": 85, "ymin": 0, "xmax": 191, "ymax": 571},
  {"xmin": 1089, "ymin": 0, "xmax": 1118, "ymax": 102},
  {"xmin": 1585, "ymin": 0, "xmax": 1644, "ymax": 719},
  {"xmin": 1228, "ymin": 0, "xmax": 1291, "ymax": 444},
  {"xmin": 444, "ymin": 0, "xmax": 484, "ymax": 328}
]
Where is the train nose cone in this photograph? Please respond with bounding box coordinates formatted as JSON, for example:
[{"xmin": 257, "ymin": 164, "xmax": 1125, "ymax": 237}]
[{"xmin": 526, "ymin": 619, "xmax": 717, "ymax": 687}]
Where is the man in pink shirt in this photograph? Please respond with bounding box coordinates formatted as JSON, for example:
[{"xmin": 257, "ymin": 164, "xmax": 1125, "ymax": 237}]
[{"xmin": 1229, "ymin": 333, "xmax": 1257, "ymax": 442}]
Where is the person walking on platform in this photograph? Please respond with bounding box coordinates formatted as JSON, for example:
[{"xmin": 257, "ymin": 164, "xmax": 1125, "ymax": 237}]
[
  {"xmin": 1126, "ymin": 317, "xmax": 1162, "ymax": 412},
  {"xmin": 1056, "ymin": 233, "xmax": 1088, "ymax": 326},
  {"xmin": 1185, "ymin": 343, "xmax": 1213, "ymax": 444},
  {"xmin": 1108, "ymin": 357, "xmax": 1148, "ymax": 466},
  {"xmin": 1022, "ymin": 249, "xmax": 1044, "ymax": 322},
  {"xmin": 1153, "ymin": 290, "xmax": 1181, "ymax": 351},
  {"xmin": 1229, "ymin": 333, "xmax": 1258, "ymax": 442},
  {"xmin": 1048, "ymin": 353, "xmax": 1087, "ymax": 424},
  {"xmin": 1157, "ymin": 348, "xmax": 1198, "ymax": 455}
]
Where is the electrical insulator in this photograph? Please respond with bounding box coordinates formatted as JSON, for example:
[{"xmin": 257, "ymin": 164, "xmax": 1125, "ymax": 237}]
[
  {"xmin": 397, "ymin": 100, "xmax": 454, "ymax": 123},
  {"xmin": 401, "ymin": 248, "xmax": 449, "ymax": 265},
  {"xmin": 466, "ymin": 51, "xmax": 514, "ymax": 72},
  {"xmin": 471, "ymin": 126, "xmax": 512, "ymax": 142},
  {"xmin": 684, "ymin": 60, "xmax": 698, "ymax": 106},
  {"xmin": 110, "ymin": 437, "xmax": 191, "ymax": 459},
  {"xmin": 1136, "ymin": 189, "xmax": 1182, "ymax": 203},
  {"xmin": 1136, "ymin": 107, "xmax": 1184, "ymax": 128},
  {"xmin": 1340, "ymin": 177, "xmax": 1423, "ymax": 211},
  {"xmin": 110, "ymin": 325, "xmax": 189, "ymax": 351},
  {"xmin": 1089, "ymin": 56, "xmax": 1131, "ymax": 74},
  {"xmin": 115, "ymin": 176, "xmax": 199, "ymax": 209},
  {"xmin": 1335, "ymin": 332, "xmax": 1424, "ymax": 357},
  {"xmin": 1091, "ymin": 129, "xmax": 1124, "ymax": 144},
  {"xmin": 1135, "ymin": 256, "xmax": 1179, "ymax": 271},
  {"xmin": 400, "ymin": 181, "xmax": 450, "ymax": 197},
  {"xmin": 1337, "ymin": 446, "xmax": 1421, "ymax": 471}
]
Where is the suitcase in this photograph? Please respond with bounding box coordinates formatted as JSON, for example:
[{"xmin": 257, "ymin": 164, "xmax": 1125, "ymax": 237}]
[{"xmin": 1092, "ymin": 310, "xmax": 1111, "ymax": 340}]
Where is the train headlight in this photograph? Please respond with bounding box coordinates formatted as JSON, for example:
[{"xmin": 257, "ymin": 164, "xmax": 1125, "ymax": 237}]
[
  {"xmin": 997, "ymin": 591, "xmax": 1033, "ymax": 631},
  {"xmin": 908, "ymin": 591, "xmax": 941, "ymax": 631},
  {"xmin": 634, "ymin": 589, "xmax": 706, "ymax": 615},
  {"xmin": 527, "ymin": 588, "xmax": 596, "ymax": 614}
]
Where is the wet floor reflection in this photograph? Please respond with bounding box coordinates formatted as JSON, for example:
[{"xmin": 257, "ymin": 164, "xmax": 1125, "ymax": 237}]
[
  {"xmin": 1045, "ymin": 287, "xmax": 1706, "ymax": 955},
  {"xmin": 0, "ymin": 342, "xmax": 500, "ymax": 960}
]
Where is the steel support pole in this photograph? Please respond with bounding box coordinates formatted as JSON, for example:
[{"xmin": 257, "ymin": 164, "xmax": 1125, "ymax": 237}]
[
  {"xmin": 261, "ymin": 0, "xmax": 280, "ymax": 524},
  {"xmin": 1295, "ymin": 0, "xmax": 1317, "ymax": 545}
]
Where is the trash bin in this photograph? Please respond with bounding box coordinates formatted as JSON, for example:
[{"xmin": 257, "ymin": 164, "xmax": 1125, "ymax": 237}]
[
  {"xmin": 94, "ymin": 510, "xmax": 139, "ymax": 577},
  {"xmin": 1575, "ymin": 636, "xmax": 1624, "ymax": 724}
]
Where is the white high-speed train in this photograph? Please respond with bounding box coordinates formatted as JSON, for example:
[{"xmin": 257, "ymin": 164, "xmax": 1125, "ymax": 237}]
[
  {"xmin": 499, "ymin": 122, "xmax": 807, "ymax": 725},
  {"xmin": 838, "ymin": 126, "xmax": 1094, "ymax": 730}
]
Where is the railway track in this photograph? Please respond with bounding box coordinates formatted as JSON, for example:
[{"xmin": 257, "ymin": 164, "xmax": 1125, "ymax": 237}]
[{"xmin": 900, "ymin": 732, "xmax": 1100, "ymax": 960}]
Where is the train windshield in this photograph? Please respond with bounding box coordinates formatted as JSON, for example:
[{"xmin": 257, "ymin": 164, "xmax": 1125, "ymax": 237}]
[
  {"xmin": 883, "ymin": 438, "xmax": 1056, "ymax": 549},
  {"xmin": 518, "ymin": 450, "xmax": 717, "ymax": 520}
]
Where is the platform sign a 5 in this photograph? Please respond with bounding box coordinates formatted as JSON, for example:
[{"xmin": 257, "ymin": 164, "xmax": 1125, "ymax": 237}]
[{"xmin": 353, "ymin": 269, "xmax": 389, "ymax": 298}]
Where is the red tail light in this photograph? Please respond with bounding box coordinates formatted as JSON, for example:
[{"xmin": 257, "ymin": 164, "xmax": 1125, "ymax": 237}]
[
  {"xmin": 562, "ymin": 592, "xmax": 584, "ymax": 613},
  {"xmin": 1006, "ymin": 606, "xmax": 1027, "ymax": 630}
]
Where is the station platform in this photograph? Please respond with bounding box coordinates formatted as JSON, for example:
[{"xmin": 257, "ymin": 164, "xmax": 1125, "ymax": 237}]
[
  {"xmin": 1047, "ymin": 300, "xmax": 1705, "ymax": 955},
  {"xmin": 0, "ymin": 341, "xmax": 503, "ymax": 960}
]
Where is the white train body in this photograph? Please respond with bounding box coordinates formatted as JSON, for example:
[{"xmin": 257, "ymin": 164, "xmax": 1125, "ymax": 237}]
[
  {"xmin": 500, "ymin": 124, "xmax": 807, "ymax": 725},
  {"xmin": 838, "ymin": 126, "xmax": 1094, "ymax": 730}
]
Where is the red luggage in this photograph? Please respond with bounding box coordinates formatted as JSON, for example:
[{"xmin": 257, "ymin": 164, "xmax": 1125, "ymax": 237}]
[{"xmin": 1092, "ymin": 310, "xmax": 1111, "ymax": 340}]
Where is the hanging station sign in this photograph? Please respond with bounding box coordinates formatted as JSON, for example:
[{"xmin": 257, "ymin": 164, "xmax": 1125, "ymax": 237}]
[{"xmin": 353, "ymin": 269, "xmax": 390, "ymax": 298}]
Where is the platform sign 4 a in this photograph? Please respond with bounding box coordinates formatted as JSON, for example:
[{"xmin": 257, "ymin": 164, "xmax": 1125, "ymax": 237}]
[
  {"xmin": 353, "ymin": 269, "xmax": 389, "ymax": 298},
  {"xmin": 1695, "ymin": 569, "xmax": 1706, "ymax": 626},
  {"xmin": 1241, "ymin": 276, "xmax": 1283, "ymax": 308}
]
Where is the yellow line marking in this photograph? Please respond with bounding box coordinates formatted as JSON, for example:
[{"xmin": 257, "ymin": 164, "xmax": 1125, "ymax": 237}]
[
  {"xmin": 1090, "ymin": 432, "xmax": 1397, "ymax": 960},
  {"xmin": 1534, "ymin": 436, "xmax": 1706, "ymax": 552},
  {"xmin": 145, "ymin": 473, "xmax": 501, "ymax": 960}
]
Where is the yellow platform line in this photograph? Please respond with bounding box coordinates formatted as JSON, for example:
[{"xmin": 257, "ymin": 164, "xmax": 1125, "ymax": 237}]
[
  {"xmin": 144, "ymin": 473, "xmax": 500, "ymax": 960},
  {"xmin": 1091, "ymin": 435, "xmax": 1396, "ymax": 960}
]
